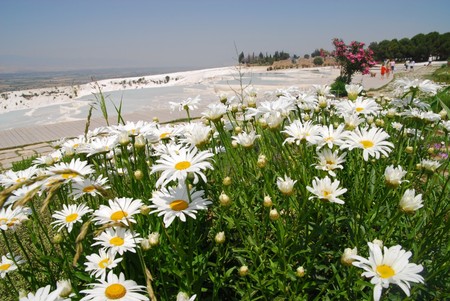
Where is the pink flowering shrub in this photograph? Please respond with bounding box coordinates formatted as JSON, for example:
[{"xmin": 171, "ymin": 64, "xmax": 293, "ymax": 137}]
[{"xmin": 332, "ymin": 38, "xmax": 376, "ymax": 84}]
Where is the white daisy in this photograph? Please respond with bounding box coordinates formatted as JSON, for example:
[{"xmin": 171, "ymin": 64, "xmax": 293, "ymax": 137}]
[
  {"xmin": 151, "ymin": 146, "xmax": 214, "ymax": 187},
  {"xmin": 201, "ymin": 103, "xmax": 228, "ymax": 122},
  {"xmin": 80, "ymin": 271, "xmax": 148, "ymax": 301},
  {"xmin": 92, "ymin": 197, "xmax": 143, "ymax": 226},
  {"xmin": 345, "ymin": 84, "xmax": 363, "ymax": 100},
  {"xmin": 178, "ymin": 123, "xmax": 212, "ymax": 148},
  {"xmin": 177, "ymin": 292, "xmax": 197, "ymax": 301},
  {"xmin": 78, "ymin": 136, "xmax": 118, "ymax": 157},
  {"xmin": 314, "ymin": 149, "xmax": 346, "ymax": 177},
  {"xmin": 0, "ymin": 253, "xmax": 25, "ymax": 278},
  {"xmin": 19, "ymin": 284, "xmax": 69, "ymax": 301},
  {"xmin": 384, "ymin": 165, "xmax": 408, "ymax": 188},
  {"xmin": 282, "ymin": 120, "xmax": 321, "ymax": 146},
  {"xmin": 70, "ymin": 175, "xmax": 110, "ymax": 200},
  {"xmin": 0, "ymin": 206, "xmax": 31, "ymax": 231},
  {"xmin": 276, "ymin": 174, "xmax": 297, "ymax": 196},
  {"xmin": 92, "ymin": 227, "xmax": 142, "ymax": 255},
  {"xmin": 351, "ymin": 242, "xmax": 424, "ymax": 301},
  {"xmin": 169, "ymin": 95, "xmax": 200, "ymax": 112},
  {"xmin": 84, "ymin": 249, "xmax": 123, "ymax": 280},
  {"xmin": 335, "ymin": 97, "xmax": 380, "ymax": 117},
  {"xmin": 149, "ymin": 183, "xmax": 212, "ymax": 228},
  {"xmin": 0, "ymin": 166, "xmax": 39, "ymax": 188},
  {"xmin": 316, "ymin": 124, "xmax": 347, "ymax": 150},
  {"xmin": 231, "ymin": 130, "xmax": 260, "ymax": 148},
  {"xmin": 419, "ymin": 159, "xmax": 441, "ymax": 172},
  {"xmin": 51, "ymin": 203, "xmax": 93, "ymax": 233},
  {"xmin": 306, "ymin": 176, "xmax": 347, "ymax": 204},
  {"xmin": 399, "ymin": 189, "xmax": 423, "ymax": 213},
  {"xmin": 47, "ymin": 158, "xmax": 94, "ymax": 183},
  {"xmin": 341, "ymin": 127, "xmax": 394, "ymax": 161}
]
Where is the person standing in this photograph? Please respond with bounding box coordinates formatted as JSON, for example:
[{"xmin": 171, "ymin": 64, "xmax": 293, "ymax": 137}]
[
  {"xmin": 410, "ymin": 60, "xmax": 415, "ymax": 71},
  {"xmin": 427, "ymin": 56, "xmax": 432, "ymax": 66},
  {"xmin": 381, "ymin": 63, "xmax": 386, "ymax": 79},
  {"xmin": 390, "ymin": 59, "xmax": 395, "ymax": 73}
]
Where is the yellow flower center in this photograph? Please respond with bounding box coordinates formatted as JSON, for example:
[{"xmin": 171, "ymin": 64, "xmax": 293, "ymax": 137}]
[
  {"xmin": 110, "ymin": 236, "xmax": 124, "ymax": 246},
  {"xmin": 323, "ymin": 190, "xmax": 331, "ymax": 198},
  {"xmin": 73, "ymin": 143, "xmax": 79, "ymax": 149},
  {"xmin": 98, "ymin": 258, "xmax": 110, "ymax": 269},
  {"xmin": 110, "ymin": 210, "xmax": 128, "ymax": 221},
  {"xmin": 65, "ymin": 213, "xmax": 78, "ymax": 223},
  {"xmin": 360, "ymin": 140, "xmax": 374, "ymax": 149},
  {"xmin": 326, "ymin": 160, "xmax": 334, "ymax": 165},
  {"xmin": 175, "ymin": 161, "xmax": 191, "ymax": 170},
  {"xmin": 0, "ymin": 218, "xmax": 7, "ymax": 223},
  {"xmin": 83, "ymin": 185, "xmax": 96, "ymax": 193},
  {"xmin": 355, "ymin": 107, "xmax": 364, "ymax": 112},
  {"xmin": 62, "ymin": 172, "xmax": 78, "ymax": 179},
  {"xmin": 105, "ymin": 283, "xmax": 127, "ymax": 299},
  {"xmin": 160, "ymin": 132, "xmax": 170, "ymax": 139},
  {"xmin": 15, "ymin": 177, "xmax": 26, "ymax": 183},
  {"xmin": 170, "ymin": 200, "xmax": 189, "ymax": 211},
  {"xmin": 0, "ymin": 263, "xmax": 11, "ymax": 271},
  {"xmin": 376, "ymin": 264, "xmax": 395, "ymax": 279}
]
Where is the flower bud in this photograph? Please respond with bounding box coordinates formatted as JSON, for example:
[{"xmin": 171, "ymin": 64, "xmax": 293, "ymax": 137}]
[
  {"xmin": 152, "ymin": 117, "xmax": 159, "ymax": 123},
  {"xmin": 134, "ymin": 135, "xmax": 146, "ymax": 148},
  {"xmin": 119, "ymin": 131, "xmax": 130, "ymax": 146},
  {"xmin": 375, "ymin": 119, "xmax": 384, "ymax": 127},
  {"xmin": 141, "ymin": 238, "xmax": 151, "ymax": 251},
  {"xmin": 234, "ymin": 126, "xmax": 242, "ymax": 134},
  {"xmin": 222, "ymin": 176, "xmax": 232, "ymax": 186},
  {"xmin": 296, "ymin": 266, "xmax": 305, "ymax": 277},
  {"xmin": 239, "ymin": 265, "xmax": 249, "ymax": 276},
  {"xmin": 366, "ymin": 116, "xmax": 374, "ymax": 124},
  {"xmin": 219, "ymin": 192, "xmax": 231, "ymax": 207},
  {"xmin": 427, "ymin": 147, "xmax": 435, "ymax": 154},
  {"xmin": 215, "ymin": 231, "xmax": 226, "ymax": 244},
  {"xmin": 140, "ymin": 205, "xmax": 151, "ymax": 215},
  {"xmin": 148, "ymin": 232, "xmax": 160, "ymax": 247},
  {"xmin": 53, "ymin": 233, "xmax": 63, "ymax": 244},
  {"xmin": 341, "ymin": 247, "xmax": 357, "ymax": 266},
  {"xmin": 57, "ymin": 279, "xmax": 72, "ymax": 298},
  {"xmin": 134, "ymin": 170, "xmax": 143, "ymax": 180},
  {"xmin": 439, "ymin": 109, "xmax": 447, "ymax": 119},
  {"xmin": 269, "ymin": 208, "xmax": 280, "ymax": 221},
  {"xmin": 263, "ymin": 195, "xmax": 273, "ymax": 208},
  {"xmin": 257, "ymin": 154, "xmax": 267, "ymax": 168},
  {"xmin": 405, "ymin": 146, "xmax": 414, "ymax": 154},
  {"xmin": 372, "ymin": 239, "xmax": 383, "ymax": 248}
]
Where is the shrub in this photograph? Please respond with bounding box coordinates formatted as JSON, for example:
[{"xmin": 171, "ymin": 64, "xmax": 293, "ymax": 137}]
[
  {"xmin": 313, "ymin": 56, "xmax": 324, "ymax": 66},
  {"xmin": 330, "ymin": 76, "xmax": 348, "ymax": 97}
]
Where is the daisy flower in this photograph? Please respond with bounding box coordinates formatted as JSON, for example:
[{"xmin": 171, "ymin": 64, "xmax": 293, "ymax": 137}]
[
  {"xmin": 84, "ymin": 249, "xmax": 123, "ymax": 280},
  {"xmin": 4, "ymin": 183, "xmax": 40, "ymax": 207},
  {"xmin": 341, "ymin": 127, "xmax": 394, "ymax": 161},
  {"xmin": 169, "ymin": 95, "xmax": 201, "ymax": 112},
  {"xmin": 92, "ymin": 227, "xmax": 142, "ymax": 255},
  {"xmin": 306, "ymin": 176, "xmax": 347, "ymax": 204},
  {"xmin": 276, "ymin": 175, "xmax": 297, "ymax": 196},
  {"xmin": 19, "ymin": 284, "xmax": 69, "ymax": 301},
  {"xmin": 345, "ymin": 84, "xmax": 363, "ymax": 100},
  {"xmin": 178, "ymin": 123, "xmax": 212, "ymax": 148},
  {"xmin": 351, "ymin": 242, "xmax": 424, "ymax": 301},
  {"xmin": 0, "ymin": 206, "xmax": 31, "ymax": 231},
  {"xmin": 335, "ymin": 98, "xmax": 380, "ymax": 117},
  {"xmin": 0, "ymin": 253, "xmax": 25, "ymax": 278},
  {"xmin": 177, "ymin": 292, "xmax": 197, "ymax": 301},
  {"xmin": 0, "ymin": 165, "xmax": 39, "ymax": 187},
  {"xmin": 70, "ymin": 175, "xmax": 110, "ymax": 200},
  {"xmin": 149, "ymin": 183, "xmax": 212, "ymax": 228},
  {"xmin": 47, "ymin": 158, "xmax": 94, "ymax": 183},
  {"xmin": 201, "ymin": 103, "xmax": 228, "ymax": 122},
  {"xmin": 93, "ymin": 197, "xmax": 143, "ymax": 226},
  {"xmin": 419, "ymin": 159, "xmax": 441, "ymax": 172},
  {"xmin": 231, "ymin": 130, "xmax": 260, "ymax": 148},
  {"xmin": 80, "ymin": 271, "xmax": 148, "ymax": 301},
  {"xmin": 314, "ymin": 149, "xmax": 346, "ymax": 177},
  {"xmin": 78, "ymin": 136, "xmax": 118, "ymax": 157},
  {"xmin": 394, "ymin": 78, "xmax": 441, "ymax": 95},
  {"xmin": 282, "ymin": 120, "xmax": 321, "ymax": 146},
  {"xmin": 316, "ymin": 124, "xmax": 347, "ymax": 150},
  {"xmin": 399, "ymin": 189, "xmax": 423, "ymax": 213},
  {"xmin": 151, "ymin": 146, "xmax": 214, "ymax": 187},
  {"xmin": 384, "ymin": 165, "xmax": 408, "ymax": 188},
  {"xmin": 51, "ymin": 203, "xmax": 93, "ymax": 233}
]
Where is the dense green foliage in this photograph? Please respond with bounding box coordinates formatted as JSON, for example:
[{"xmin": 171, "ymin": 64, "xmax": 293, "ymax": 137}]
[{"xmin": 369, "ymin": 31, "xmax": 450, "ymax": 62}]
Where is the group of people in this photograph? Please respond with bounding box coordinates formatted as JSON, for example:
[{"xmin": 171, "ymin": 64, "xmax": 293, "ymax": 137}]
[{"xmin": 380, "ymin": 58, "xmax": 416, "ymax": 79}]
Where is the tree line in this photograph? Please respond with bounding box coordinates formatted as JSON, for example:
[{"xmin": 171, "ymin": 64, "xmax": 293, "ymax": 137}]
[
  {"xmin": 369, "ymin": 31, "xmax": 450, "ymax": 62},
  {"xmin": 238, "ymin": 51, "xmax": 295, "ymax": 65}
]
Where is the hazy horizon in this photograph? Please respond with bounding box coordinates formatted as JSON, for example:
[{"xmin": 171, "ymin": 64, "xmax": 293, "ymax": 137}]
[{"xmin": 1, "ymin": 0, "xmax": 450, "ymax": 74}]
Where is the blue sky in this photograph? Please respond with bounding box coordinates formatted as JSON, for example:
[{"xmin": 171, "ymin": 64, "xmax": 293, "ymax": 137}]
[{"xmin": 1, "ymin": 0, "xmax": 449, "ymax": 72}]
